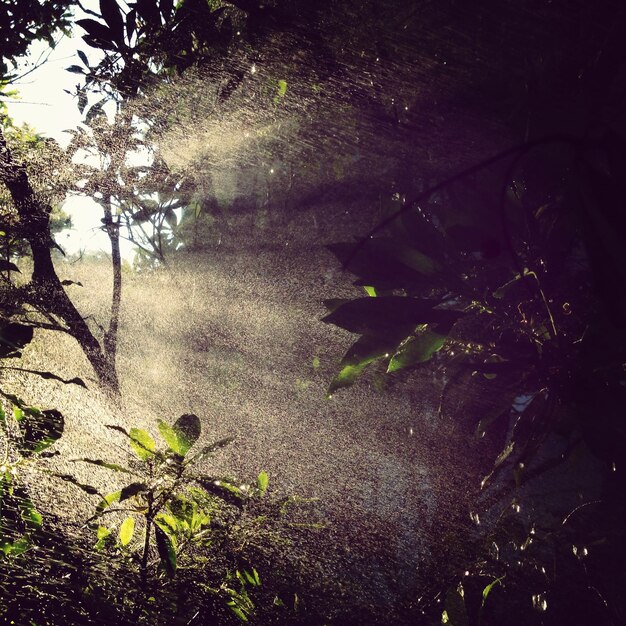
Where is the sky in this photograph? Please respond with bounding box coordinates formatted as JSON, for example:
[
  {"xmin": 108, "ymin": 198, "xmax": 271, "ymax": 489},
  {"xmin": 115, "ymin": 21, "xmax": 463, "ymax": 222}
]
[{"xmin": 9, "ymin": 10, "xmax": 136, "ymax": 261}]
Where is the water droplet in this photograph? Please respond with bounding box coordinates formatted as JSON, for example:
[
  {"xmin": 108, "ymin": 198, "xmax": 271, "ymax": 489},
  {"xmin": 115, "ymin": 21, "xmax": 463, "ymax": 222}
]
[{"xmin": 532, "ymin": 593, "xmax": 548, "ymax": 612}]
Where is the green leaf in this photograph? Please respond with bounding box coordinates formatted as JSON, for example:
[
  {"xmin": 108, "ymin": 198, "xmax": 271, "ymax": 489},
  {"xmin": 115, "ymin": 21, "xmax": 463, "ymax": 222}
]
[
  {"xmin": 256, "ymin": 471, "xmax": 269, "ymax": 496},
  {"xmin": 492, "ymin": 272, "xmax": 525, "ymax": 299},
  {"xmin": 96, "ymin": 482, "xmax": 146, "ymax": 513},
  {"xmin": 481, "ymin": 576, "xmax": 504, "ymax": 608},
  {"xmin": 1, "ymin": 536, "xmax": 30, "ymax": 557},
  {"xmin": 154, "ymin": 524, "xmax": 177, "ymax": 576},
  {"xmin": 95, "ymin": 525, "xmax": 111, "ymax": 550},
  {"xmin": 20, "ymin": 497, "xmax": 42, "ymax": 528},
  {"xmin": 172, "ymin": 414, "xmax": 201, "ymax": 456},
  {"xmin": 192, "ymin": 477, "xmax": 245, "ymax": 507},
  {"xmin": 228, "ymin": 604, "xmax": 248, "ymax": 622},
  {"xmin": 158, "ymin": 419, "xmax": 182, "ymax": 455},
  {"xmin": 155, "ymin": 513, "xmax": 178, "ymax": 534},
  {"xmin": 363, "ymin": 285, "xmax": 377, "ymax": 297},
  {"xmin": 387, "ymin": 328, "xmax": 446, "ymax": 372},
  {"xmin": 129, "ymin": 428, "xmax": 155, "ymax": 460},
  {"xmin": 328, "ymin": 332, "xmax": 407, "ymax": 395},
  {"xmin": 119, "ymin": 516, "xmax": 135, "ymax": 546},
  {"xmin": 97, "ymin": 490, "xmax": 121, "ymax": 513},
  {"xmin": 97, "ymin": 525, "xmax": 111, "ymax": 540}
]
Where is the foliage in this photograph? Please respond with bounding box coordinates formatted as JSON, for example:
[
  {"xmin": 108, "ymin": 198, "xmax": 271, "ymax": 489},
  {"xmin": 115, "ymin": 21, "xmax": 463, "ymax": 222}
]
[
  {"xmin": 324, "ymin": 128, "xmax": 626, "ymax": 623},
  {"xmin": 0, "ymin": 0, "xmax": 76, "ymax": 81},
  {"xmin": 0, "ymin": 391, "xmax": 64, "ymax": 558},
  {"xmin": 62, "ymin": 413, "xmax": 287, "ymax": 620}
]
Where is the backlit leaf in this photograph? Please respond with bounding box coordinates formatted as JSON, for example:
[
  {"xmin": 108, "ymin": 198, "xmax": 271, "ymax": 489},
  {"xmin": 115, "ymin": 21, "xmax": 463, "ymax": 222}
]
[
  {"xmin": 129, "ymin": 428, "xmax": 155, "ymax": 460},
  {"xmin": 256, "ymin": 471, "xmax": 269, "ymax": 496},
  {"xmin": 387, "ymin": 328, "xmax": 446, "ymax": 372},
  {"xmin": 119, "ymin": 516, "xmax": 135, "ymax": 546}
]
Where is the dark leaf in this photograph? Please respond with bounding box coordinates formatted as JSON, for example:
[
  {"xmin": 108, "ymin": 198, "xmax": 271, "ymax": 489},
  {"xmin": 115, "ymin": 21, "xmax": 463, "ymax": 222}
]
[
  {"xmin": 77, "ymin": 91, "xmax": 88, "ymax": 115},
  {"xmin": 154, "ymin": 523, "xmax": 177, "ymax": 576},
  {"xmin": 61, "ymin": 279, "xmax": 84, "ymax": 287},
  {"xmin": 0, "ymin": 260, "xmax": 20, "ymax": 273},
  {"xmin": 4, "ymin": 366, "xmax": 87, "ymax": 388},
  {"xmin": 120, "ymin": 482, "xmax": 147, "ymax": 503},
  {"xmin": 72, "ymin": 458, "xmax": 133, "ymax": 473},
  {"xmin": 187, "ymin": 437, "xmax": 234, "ymax": 466},
  {"xmin": 54, "ymin": 473, "xmax": 100, "ymax": 496},
  {"xmin": 77, "ymin": 49, "xmax": 89, "ymax": 66},
  {"xmin": 66, "ymin": 65, "xmax": 85, "ymax": 74},
  {"xmin": 172, "ymin": 414, "xmax": 201, "ymax": 456},
  {"xmin": 82, "ymin": 35, "xmax": 117, "ymax": 51},
  {"xmin": 76, "ymin": 18, "xmax": 114, "ymax": 44},
  {"xmin": 159, "ymin": 0, "xmax": 174, "ymax": 20},
  {"xmin": 164, "ymin": 207, "xmax": 177, "ymax": 228},
  {"xmin": 135, "ymin": 0, "xmax": 161, "ymax": 25},
  {"xmin": 125, "ymin": 8, "xmax": 136, "ymax": 40},
  {"xmin": 99, "ymin": 0, "xmax": 125, "ymax": 42},
  {"xmin": 444, "ymin": 583, "xmax": 469, "ymax": 626},
  {"xmin": 0, "ymin": 323, "xmax": 34, "ymax": 358},
  {"xmin": 105, "ymin": 423, "xmax": 130, "ymax": 437},
  {"xmin": 21, "ymin": 409, "xmax": 64, "ymax": 456},
  {"xmin": 322, "ymin": 297, "xmax": 463, "ymax": 337},
  {"xmin": 322, "ymin": 298, "xmax": 351, "ymax": 313},
  {"xmin": 85, "ymin": 99, "xmax": 107, "ymax": 124},
  {"xmin": 328, "ymin": 239, "xmax": 441, "ymax": 290}
]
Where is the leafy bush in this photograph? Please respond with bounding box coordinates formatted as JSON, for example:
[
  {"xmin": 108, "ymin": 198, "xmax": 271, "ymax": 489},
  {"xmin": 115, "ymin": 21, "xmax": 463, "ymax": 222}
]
[
  {"xmin": 324, "ymin": 132, "xmax": 626, "ymax": 624},
  {"xmin": 62, "ymin": 413, "xmax": 310, "ymax": 622}
]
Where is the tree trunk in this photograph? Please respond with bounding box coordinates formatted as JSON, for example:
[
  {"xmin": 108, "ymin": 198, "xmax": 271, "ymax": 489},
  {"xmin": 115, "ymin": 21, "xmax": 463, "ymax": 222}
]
[
  {"xmin": 0, "ymin": 127, "xmax": 119, "ymax": 392},
  {"xmin": 102, "ymin": 197, "xmax": 122, "ymax": 365}
]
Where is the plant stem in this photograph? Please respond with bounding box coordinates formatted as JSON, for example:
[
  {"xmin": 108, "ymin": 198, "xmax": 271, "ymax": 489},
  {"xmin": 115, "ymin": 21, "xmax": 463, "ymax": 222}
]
[{"xmin": 141, "ymin": 493, "xmax": 153, "ymax": 587}]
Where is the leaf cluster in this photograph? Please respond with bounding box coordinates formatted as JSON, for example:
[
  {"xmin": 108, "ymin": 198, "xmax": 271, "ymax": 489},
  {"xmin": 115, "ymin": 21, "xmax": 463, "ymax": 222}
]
[{"xmin": 324, "ymin": 131, "xmax": 626, "ymax": 623}]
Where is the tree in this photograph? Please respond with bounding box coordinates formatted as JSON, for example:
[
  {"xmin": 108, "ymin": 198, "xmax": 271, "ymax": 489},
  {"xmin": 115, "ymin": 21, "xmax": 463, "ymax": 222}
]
[{"xmin": 0, "ymin": 0, "xmax": 75, "ymax": 81}]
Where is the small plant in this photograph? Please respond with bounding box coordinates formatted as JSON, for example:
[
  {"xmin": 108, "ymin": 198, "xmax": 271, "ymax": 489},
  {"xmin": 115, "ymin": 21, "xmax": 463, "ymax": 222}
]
[
  {"xmin": 0, "ymin": 390, "xmax": 64, "ymax": 557},
  {"xmin": 65, "ymin": 413, "xmax": 272, "ymax": 621}
]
